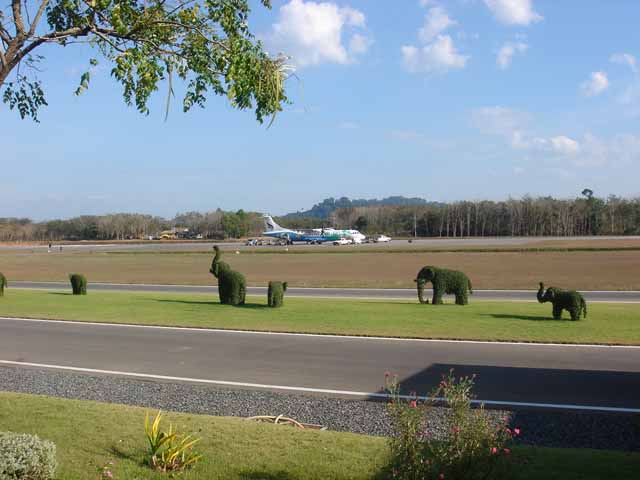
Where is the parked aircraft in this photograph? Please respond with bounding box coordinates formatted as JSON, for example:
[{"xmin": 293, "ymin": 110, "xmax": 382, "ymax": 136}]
[{"xmin": 262, "ymin": 215, "xmax": 365, "ymax": 244}]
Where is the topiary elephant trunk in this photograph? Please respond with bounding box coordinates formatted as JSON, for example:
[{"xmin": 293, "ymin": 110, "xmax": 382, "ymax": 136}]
[
  {"xmin": 416, "ymin": 278, "xmax": 429, "ymax": 304},
  {"xmin": 210, "ymin": 246, "xmax": 246, "ymax": 306}
]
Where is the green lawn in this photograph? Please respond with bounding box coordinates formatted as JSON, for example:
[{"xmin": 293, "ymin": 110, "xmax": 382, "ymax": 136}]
[
  {"xmin": 0, "ymin": 392, "xmax": 638, "ymax": 480},
  {"xmin": 1, "ymin": 290, "xmax": 639, "ymax": 344}
]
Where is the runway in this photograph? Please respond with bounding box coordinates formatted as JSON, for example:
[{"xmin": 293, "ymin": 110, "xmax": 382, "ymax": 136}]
[
  {"xmin": 1, "ymin": 317, "xmax": 639, "ymax": 411},
  {"xmin": 2, "ymin": 235, "xmax": 640, "ymax": 252},
  {"xmin": 10, "ymin": 280, "xmax": 640, "ymax": 302}
]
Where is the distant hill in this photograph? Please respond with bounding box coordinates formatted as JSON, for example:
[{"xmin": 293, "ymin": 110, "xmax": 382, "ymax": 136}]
[{"xmin": 283, "ymin": 196, "xmax": 432, "ymax": 219}]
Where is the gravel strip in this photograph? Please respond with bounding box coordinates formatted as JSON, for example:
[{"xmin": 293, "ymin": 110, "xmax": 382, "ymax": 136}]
[{"xmin": 0, "ymin": 366, "xmax": 638, "ymax": 451}]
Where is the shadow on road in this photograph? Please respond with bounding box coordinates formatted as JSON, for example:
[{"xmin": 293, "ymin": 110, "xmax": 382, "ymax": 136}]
[
  {"xmin": 369, "ymin": 363, "xmax": 640, "ymax": 410},
  {"xmin": 371, "ymin": 363, "xmax": 640, "ymax": 450}
]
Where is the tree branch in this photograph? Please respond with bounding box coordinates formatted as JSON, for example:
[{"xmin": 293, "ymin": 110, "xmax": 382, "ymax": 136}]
[
  {"xmin": 12, "ymin": 0, "xmax": 25, "ymax": 36},
  {"xmin": 28, "ymin": 0, "xmax": 50, "ymax": 37}
]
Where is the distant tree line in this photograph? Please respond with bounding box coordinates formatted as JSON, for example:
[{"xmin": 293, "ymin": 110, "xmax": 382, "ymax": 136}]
[
  {"xmin": 327, "ymin": 193, "xmax": 640, "ymax": 237},
  {"xmin": 0, "ymin": 210, "xmax": 263, "ymax": 242},
  {"xmin": 2, "ymin": 193, "xmax": 639, "ymax": 241}
]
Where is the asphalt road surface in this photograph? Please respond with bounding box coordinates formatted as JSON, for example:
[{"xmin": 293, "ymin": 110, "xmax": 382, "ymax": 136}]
[
  {"xmin": 2, "ymin": 235, "xmax": 640, "ymax": 252},
  {"xmin": 1, "ymin": 317, "xmax": 639, "ymax": 412},
  {"xmin": 10, "ymin": 281, "xmax": 640, "ymax": 302}
]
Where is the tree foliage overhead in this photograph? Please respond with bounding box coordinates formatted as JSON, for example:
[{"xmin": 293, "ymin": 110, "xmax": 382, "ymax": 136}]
[{"xmin": 1, "ymin": 0, "xmax": 290, "ymax": 122}]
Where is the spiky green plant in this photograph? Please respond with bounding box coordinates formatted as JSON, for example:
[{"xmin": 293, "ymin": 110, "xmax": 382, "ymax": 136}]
[{"xmin": 144, "ymin": 411, "xmax": 202, "ymax": 473}]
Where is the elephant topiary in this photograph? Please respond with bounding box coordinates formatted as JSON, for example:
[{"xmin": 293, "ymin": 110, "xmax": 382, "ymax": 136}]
[
  {"xmin": 0, "ymin": 272, "xmax": 6, "ymax": 297},
  {"xmin": 69, "ymin": 273, "xmax": 87, "ymax": 295},
  {"xmin": 537, "ymin": 282, "xmax": 587, "ymax": 320},
  {"xmin": 267, "ymin": 281, "xmax": 288, "ymax": 307},
  {"xmin": 415, "ymin": 266, "xmax": 473, "ymax": 305},
  {"xmin": 210, "ymin": 246, "xmax": 246, "ymax": 305}
]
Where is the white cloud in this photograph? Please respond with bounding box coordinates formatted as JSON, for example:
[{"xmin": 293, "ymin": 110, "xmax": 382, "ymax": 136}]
[
  {"xmin": 419, "ymin": 7, "xmax": 457, "ymax": 43},
  {"xmin": 580, "ymin": 71, "xmax": 609, "ymax": 97},
  {"xmin": 264, "ymin": 0, "xmax": 370, "ymax": 67},
  {"xmin": 484, "ymin": 0, "xmax": 542, "ymax": 26},
  {"xmin": 472, "ymin": 107, "xmax": 640, "ymax": 168},
  {"xmin": 497, "ymin": 41, "xmax": 528, "ymax": 69},
  {"xmin": 349, "ymin": 33, "xmax": 372, "ymax": 55},
  {"xmin": 610, "ymin": 53, "xmax": 638, "ymax": 73},
  {"xmin": 550, "ymin": 136, "xmax": 580, "ymax": 155},
  {"xmin": 402, "ymin": 35, "xmax": 468, "ymax": 73},
  {"xmin": 472, "ymin": 106, "xmax": 580, "ymax": 156},
  {"xmin": 471, "ymin": 106, "xmax": 529, "ymax": 136}
]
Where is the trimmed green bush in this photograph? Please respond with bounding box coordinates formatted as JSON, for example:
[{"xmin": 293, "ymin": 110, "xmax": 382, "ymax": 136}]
[
  {"xmin": 415, "ymin": 266, "xmax": 473, "ymax": 305},
  {"xmin": 0, "ymin": 432, "xmax": 57, "ymax": 480},
  {"xmin": 209, "ymin": 246, "xmax": 246, "ymax": 306},
  {"xmin": 537, "ymin": 282, "xmax": 587, "ymax": 321},
  {"xmin": 267, "ymin": 281, "xmax": 288, "ymax": 308},
  {"xmin": 0, "ymin": 272, "xmax": 6, "ymax": 297},
  {"xmin": 69, "ymin": 274, "xmax": 87, "ymax": 295}
]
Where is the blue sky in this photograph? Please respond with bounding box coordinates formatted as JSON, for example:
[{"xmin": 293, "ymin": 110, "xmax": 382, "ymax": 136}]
[{"xmin": 2, "ymin": 0, "xmax": 640, "ymax": 220}]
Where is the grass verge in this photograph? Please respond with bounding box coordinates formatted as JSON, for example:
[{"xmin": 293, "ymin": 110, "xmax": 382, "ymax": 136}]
[
  {"xmin": 2, "ymin": 249, "xmax": 640, "ymax": 290},
  {"xmin": 0, "ymin": 392, "xmax": 638, "ymax": 479},
  {"xmin": 1, "ymin": 290, "xmax": 639, "ymax": 345}
]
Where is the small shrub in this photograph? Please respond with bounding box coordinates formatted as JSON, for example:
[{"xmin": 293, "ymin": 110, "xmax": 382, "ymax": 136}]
[
  {"xmin": 0, "ymin": 432, "xmax": 57, "ymax": 480},
  {"xmin": 0, "ymin": 272, "xmax": 6, "ymax": 297},
  {"xmin": 69, "ymin": 274, "xmax": 87, "ymax": 295},
  {"xmin": 267, "ymin": 281, "xmax": 288, "ymax": 307},
  {"xmin": 385, "ymin": 371, "xmax": 518, "ymax": 480},
  {"xmin": 144, "ymin": 411, "xmax": 202, "ymax": 473}
]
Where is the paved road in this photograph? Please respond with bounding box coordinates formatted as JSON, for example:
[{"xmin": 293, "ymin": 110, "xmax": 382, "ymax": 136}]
[
  {"xmin": 2, "ymin": 235, "xmax": 640, "ymax": 252},
  {"xmin": 10, "ymin": 281, "xmax": 640, "ymax": 302},
  {"xmin": 1, "ymin": 317, "xmax": 639, "ymax": 411}
]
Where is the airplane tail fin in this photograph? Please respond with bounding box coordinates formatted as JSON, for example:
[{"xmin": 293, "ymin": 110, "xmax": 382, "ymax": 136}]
[{"xmin": 263, "ymin": 214, "xmax": 283, "ymax": 232}]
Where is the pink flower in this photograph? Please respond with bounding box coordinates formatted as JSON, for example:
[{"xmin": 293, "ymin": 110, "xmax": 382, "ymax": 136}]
[
  {"xmin": 440, "ymin": 381, "xmax": 447, "ymax": 388},
  {"xmin": 409, "ymin": 400, "xmax": 417, "ymax": 408},
  {"xmin": 102, "ymin": 471, "xmax": 113, "ymax": 479},
  {"xmin": 490, "ymin": 447, "xmax": 498, "ymax": 455},
  {"xmin": 503, "ymin": 448, "xmax": 511, "ymax": 455},
  {"xmin": 385, "ymin": 371, "xmax": 391, "ymax": 377},
  {"xmin": 451, "ymin": 426, "xmax": 460, "ymax": 434},
  {"xmin": 439, "ymin": 474, "xmax": 445, "ymax": 479},
  {"xmin": 514, "ymin": 428, "xmax": 520, "ymax": 436},
  {"xmin": 505, "ymin": 427, "xmax": 511, "ymax": 435}
]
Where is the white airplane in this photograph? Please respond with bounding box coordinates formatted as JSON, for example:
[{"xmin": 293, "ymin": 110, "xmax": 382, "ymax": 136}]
[
  {"xmin": 316, "ymin": 227, "xmax": 366, "ymax": 244},
  {"xmin": 262, "ymin": 215, "xmax": 366, "ymax": 244}
]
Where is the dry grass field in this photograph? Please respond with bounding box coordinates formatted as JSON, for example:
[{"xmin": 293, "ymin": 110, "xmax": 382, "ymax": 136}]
[{"xmin": 1, "ymin": 248, "xmax": 639, "ymax": 289}]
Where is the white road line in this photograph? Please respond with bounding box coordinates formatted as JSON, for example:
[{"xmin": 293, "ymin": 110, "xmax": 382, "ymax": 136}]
[
  {"xmin": 2, "ymin": 316, "xmax": 640, "ymax": 349},
  {"xmin": 0, "ymin": 359, "xmax": 638, "ymax": 414}
]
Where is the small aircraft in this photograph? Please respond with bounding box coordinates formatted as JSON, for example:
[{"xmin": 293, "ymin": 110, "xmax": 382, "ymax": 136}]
[{"xmin": 262, "ymin": 215, "xmax": 366, "ymax": 245}]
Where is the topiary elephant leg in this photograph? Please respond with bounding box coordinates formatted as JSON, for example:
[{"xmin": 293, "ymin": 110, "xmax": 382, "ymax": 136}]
[
  {"xmin": 552, "ymin": 304, "xmax": 562, "ymax": 320},
  {"xmin": 569, "ymin": 306, "xmax": 579, "ymax": 321},
  {"xmin": 455, "ymin": 291, "xmax": 468, "ymax": 305},
  {"xmin": 432, "ymin": 289, "xmax": 443, "ymax": 305}
]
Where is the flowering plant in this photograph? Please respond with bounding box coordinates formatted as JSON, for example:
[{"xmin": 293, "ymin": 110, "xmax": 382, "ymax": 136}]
[{"xmin": 385, "ymin": 371, "xmax": 519, "ymax": 480}]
